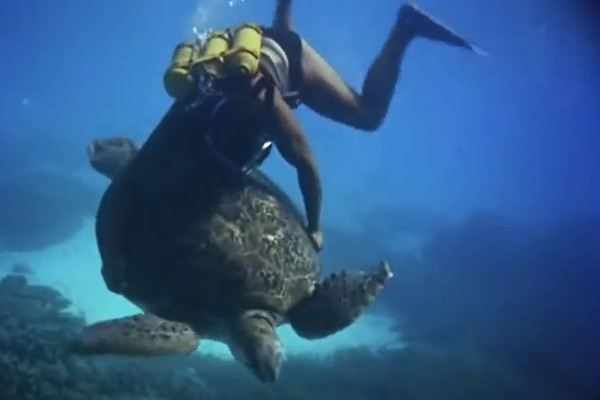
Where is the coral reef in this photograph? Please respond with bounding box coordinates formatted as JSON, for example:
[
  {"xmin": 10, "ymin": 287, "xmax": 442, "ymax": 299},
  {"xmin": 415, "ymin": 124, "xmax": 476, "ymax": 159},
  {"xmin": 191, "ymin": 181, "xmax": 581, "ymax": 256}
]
[
  {"xmin": 0, "ymin": 272, "xmax": 214, "ymax": 400},
  {"xmin": 0, "ymin": 270, "xmax": 576, "ymax": 400}
]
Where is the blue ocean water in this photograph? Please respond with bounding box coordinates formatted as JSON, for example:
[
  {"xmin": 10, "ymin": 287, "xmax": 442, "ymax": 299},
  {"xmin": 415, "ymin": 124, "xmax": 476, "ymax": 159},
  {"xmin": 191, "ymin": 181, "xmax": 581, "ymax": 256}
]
[{"xmin": 0, "ymin": 0, "xmax": 598, "ymax": 399}]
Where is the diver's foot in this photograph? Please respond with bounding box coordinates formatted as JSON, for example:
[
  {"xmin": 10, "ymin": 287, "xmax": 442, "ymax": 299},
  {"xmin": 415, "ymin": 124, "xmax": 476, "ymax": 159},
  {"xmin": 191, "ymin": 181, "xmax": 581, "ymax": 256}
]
[{"xmin": 397, "ymin": 3, "xmax": 487, "ymax": 55}]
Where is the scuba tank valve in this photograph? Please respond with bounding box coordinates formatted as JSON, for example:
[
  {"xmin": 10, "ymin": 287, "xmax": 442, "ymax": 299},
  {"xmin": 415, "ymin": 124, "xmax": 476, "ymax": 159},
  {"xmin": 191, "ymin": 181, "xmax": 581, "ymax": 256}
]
[
  {"xmin": 227, "ymin": 23, "xmax": 262, "ymax": 77},
  {"xmin": 196, "ymin": 30, "xmax": 230, "ymax": 80}
]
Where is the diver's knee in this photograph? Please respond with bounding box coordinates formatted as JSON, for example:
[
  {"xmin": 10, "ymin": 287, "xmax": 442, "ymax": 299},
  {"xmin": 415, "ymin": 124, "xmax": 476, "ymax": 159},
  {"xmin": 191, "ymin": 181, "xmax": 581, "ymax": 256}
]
[
  {"xmin": 353, "ymin": 113, "xmax": 384, "ymax": 132},
  {"xmin": 360, "ymin": 119, "xmax": 382, "ymax": 132}
]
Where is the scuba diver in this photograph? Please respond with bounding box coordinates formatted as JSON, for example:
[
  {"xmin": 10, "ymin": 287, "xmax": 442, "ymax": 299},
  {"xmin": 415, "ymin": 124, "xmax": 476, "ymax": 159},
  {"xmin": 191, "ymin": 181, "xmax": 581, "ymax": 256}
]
[{"xmin": 159, "ymin": 1, "xmax": 485, "ymax": 252}]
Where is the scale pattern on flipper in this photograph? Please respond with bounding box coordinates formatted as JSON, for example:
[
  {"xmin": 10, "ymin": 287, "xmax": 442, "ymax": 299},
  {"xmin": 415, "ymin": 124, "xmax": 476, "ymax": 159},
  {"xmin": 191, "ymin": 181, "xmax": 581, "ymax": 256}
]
[{"xmin": 79, "ymin": 313, "xmax": 200, "ymax": 356}]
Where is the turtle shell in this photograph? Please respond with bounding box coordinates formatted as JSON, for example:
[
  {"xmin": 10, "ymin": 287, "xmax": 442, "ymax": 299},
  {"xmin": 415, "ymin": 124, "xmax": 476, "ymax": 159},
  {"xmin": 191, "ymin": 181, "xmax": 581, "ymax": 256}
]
[{"xmin": 95, "ymin": 100, "xmax": 319, "ymax": 328}]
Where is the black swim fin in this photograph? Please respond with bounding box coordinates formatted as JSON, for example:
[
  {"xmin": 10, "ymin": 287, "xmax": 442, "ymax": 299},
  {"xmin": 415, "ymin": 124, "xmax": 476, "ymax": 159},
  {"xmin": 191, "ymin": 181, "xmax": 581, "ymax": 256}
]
[{"xmin": 400, "ymin": 3, "xmax": 489, "ymax": 57}]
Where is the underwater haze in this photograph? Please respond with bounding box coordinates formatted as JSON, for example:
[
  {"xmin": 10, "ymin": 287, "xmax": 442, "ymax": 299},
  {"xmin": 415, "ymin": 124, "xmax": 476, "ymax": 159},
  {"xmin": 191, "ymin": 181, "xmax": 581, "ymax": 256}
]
[{"xmin": 1, "ymin": 0, "xmax": 599, "ymax": 399}]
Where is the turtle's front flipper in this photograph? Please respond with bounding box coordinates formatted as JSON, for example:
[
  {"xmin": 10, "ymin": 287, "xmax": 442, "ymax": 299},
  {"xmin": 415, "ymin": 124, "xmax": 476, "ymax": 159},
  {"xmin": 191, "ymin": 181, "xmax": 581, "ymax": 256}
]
[
  {"xmin": 87, "ymin": 136, "xmax": 140, "ymax": 180},
  {"xmin": 72, "ymin": 313, "xmax": 200, "ymax": 356},
  {"xmin": 289, "ymin": 261, "xmax": 393, "ymax": 339}
]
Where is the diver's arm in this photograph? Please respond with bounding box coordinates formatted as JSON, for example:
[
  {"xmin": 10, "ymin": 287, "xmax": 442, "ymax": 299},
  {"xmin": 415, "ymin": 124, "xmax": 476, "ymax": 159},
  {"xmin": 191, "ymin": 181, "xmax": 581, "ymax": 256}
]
[
  {"xmin": 273, "ymin": 111, "xmax": 322, "ymax": 234},
  {"xmin": 272, "ymin": 0, "xmax": 293, "ymax": 31},
  {"xmin": 294, "ymin": 154, "xmax": 322, "ymax": 234},
  {"xmin": 259, "ymin": 85, "xmax": 322, "ymax": 235}
]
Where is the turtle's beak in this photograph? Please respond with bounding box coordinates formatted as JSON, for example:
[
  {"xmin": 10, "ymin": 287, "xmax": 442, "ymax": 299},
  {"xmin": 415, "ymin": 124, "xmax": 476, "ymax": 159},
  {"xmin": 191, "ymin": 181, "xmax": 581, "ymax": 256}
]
[{"xmin": 253, "ymin": 338, "xmax": 282, "ymax": 382}]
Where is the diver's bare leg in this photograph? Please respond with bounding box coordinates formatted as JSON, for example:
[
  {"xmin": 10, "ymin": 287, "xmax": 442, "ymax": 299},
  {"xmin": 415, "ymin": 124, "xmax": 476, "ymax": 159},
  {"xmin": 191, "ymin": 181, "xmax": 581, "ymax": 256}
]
[
  {"xmin": 272, "ymin": 0, "xmax": 292, "ymax": 31},
  {"xmin": 300, "ymin": 3, "xmax": 481, "ymax": 132}
]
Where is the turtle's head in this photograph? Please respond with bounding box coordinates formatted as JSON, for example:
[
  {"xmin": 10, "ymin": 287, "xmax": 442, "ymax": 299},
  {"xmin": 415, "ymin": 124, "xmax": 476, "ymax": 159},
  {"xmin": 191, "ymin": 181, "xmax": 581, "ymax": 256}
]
[
  {"xmin": 228, "ymin": 311, "xmax": 283, "ymax": 383},
  {"xmin": 87, "ymin": 136, "xmax": 139, "ymax": 180}
]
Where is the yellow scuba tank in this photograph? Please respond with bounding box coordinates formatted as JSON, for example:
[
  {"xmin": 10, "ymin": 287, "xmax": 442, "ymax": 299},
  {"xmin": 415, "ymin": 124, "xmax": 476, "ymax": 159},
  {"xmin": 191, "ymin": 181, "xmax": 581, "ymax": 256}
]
[
  {"xmin": 226, "ymin": 23, "xmax": 262, "ymax": 77},
  {"xmin": 195, "ymin": 30, "xmax": 230, "ymax": 80},
  {"xmin": 163, "ymin": 22, "xmax": 264, "ymax": 99},
  {"xmin": 163, "ymin": 42, "xmax": 198, "ymax": 100}
]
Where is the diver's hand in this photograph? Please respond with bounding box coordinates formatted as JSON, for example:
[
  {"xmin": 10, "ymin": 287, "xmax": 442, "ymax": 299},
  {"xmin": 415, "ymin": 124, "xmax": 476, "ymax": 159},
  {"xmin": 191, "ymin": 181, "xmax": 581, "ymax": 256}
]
[{"xmin": 308, "ymin": 230, "xmax": 324, "ymax": 252}]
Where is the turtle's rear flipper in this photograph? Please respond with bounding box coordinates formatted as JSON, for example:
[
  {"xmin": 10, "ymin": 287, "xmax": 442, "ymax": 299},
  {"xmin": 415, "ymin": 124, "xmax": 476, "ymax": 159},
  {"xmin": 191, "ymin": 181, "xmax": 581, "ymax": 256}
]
[
  {"xmin": 72, "ymin": 313, "xmax": 200, "ymax": 356},
  {"xmin": 288, "ymin": 261, "xmax": 393, "ymax": 339}
]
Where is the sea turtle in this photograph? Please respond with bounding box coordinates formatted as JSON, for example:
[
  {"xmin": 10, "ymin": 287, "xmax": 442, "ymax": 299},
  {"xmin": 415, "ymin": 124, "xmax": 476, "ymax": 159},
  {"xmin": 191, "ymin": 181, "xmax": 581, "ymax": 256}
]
[{"xmin": 77, "ymin": 100, "xmax": 393, "ymax": 382}]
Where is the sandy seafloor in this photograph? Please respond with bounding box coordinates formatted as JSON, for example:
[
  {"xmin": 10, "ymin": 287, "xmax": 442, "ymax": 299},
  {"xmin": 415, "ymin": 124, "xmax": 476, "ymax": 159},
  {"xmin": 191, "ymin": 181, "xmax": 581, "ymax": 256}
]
[{"xmin": 0, "ymin": 218, "xmax": 403, "ymax": 359}]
